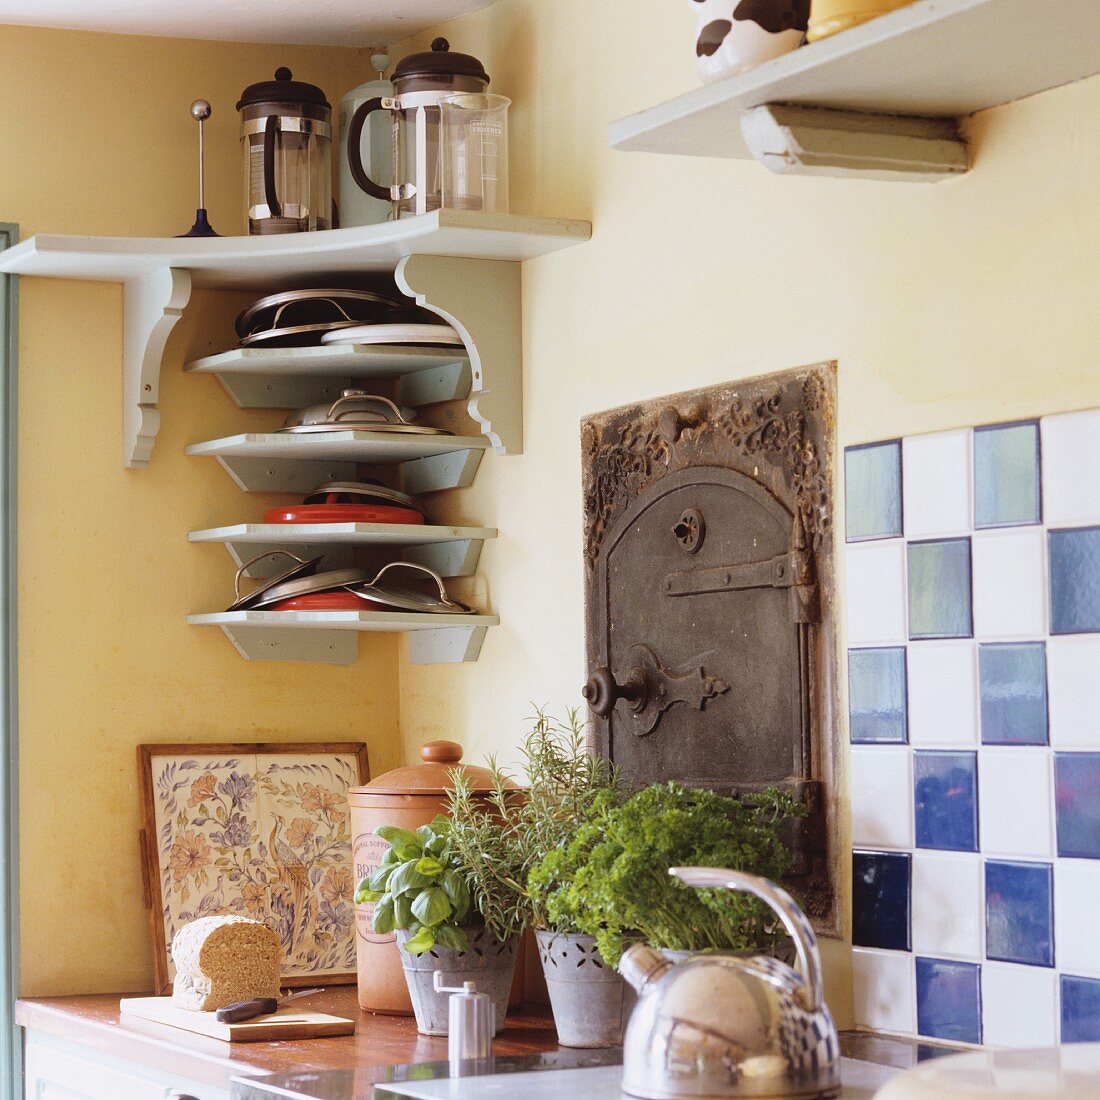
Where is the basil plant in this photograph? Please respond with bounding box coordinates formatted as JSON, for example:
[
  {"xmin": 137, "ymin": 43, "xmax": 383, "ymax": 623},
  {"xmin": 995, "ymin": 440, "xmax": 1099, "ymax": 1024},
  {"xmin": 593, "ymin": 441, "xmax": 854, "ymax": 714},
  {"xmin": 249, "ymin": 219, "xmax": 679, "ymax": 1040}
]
[{"xmin": 355, "ymin": 817, "xmax": 473, "ymax": 955}]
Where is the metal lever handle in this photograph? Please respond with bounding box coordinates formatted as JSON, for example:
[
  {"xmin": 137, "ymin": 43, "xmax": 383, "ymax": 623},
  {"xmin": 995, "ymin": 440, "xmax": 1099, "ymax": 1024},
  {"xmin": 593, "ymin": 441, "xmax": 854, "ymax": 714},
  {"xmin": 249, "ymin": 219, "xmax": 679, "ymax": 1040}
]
[{"xmin": 581, "ymin": 665, "xmax": 648, "ymax": 718}]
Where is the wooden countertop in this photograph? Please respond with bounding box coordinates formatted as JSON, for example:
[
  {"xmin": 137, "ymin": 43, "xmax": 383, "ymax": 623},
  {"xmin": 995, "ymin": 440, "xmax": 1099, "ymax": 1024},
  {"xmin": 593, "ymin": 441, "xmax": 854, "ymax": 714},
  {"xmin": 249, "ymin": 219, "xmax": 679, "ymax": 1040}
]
[{"xmin": 17, "ymin": 988, "xmax": 561, "ymax": 1093}]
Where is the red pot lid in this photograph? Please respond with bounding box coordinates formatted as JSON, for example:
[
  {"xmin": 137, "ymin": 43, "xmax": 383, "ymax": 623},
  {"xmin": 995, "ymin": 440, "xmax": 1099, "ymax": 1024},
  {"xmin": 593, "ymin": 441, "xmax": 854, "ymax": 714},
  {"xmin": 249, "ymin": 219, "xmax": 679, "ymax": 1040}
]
[
  {"xmin": 268, "ymin": 591, "xmax": 376, "ymax": 612},
  {"xmin": 352, "ymin": 741, "xmax": 515, "ymax": 796},
  {"xmin": 263, "ymin": 503, "xmax": 425, "ymax": 526}
]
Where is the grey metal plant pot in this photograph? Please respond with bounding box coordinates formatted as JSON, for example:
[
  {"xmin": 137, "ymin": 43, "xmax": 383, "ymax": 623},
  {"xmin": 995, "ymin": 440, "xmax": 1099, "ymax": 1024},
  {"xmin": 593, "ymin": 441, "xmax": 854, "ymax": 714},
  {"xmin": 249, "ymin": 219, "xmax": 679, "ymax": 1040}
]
[
  {"xmin": 536, "ymin": 930, "xmax": 636, "ymax": 1048},
  {"xmin": 397, "ymin": 926, "xmax": 519, "ymax": 1037}
]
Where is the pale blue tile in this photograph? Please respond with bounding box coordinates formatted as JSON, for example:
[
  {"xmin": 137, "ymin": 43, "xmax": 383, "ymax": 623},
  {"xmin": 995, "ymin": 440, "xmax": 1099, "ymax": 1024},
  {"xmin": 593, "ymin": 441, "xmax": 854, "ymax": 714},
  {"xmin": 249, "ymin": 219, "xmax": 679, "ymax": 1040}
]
[
  {"xmin": 1062, "ymin": 975, "xmax": 1100, "ymax": 1043},
  {"xmin": 985, "ymin": 861, "xmax": 1053, "ymax": 967},
  {"xmin": 979, "ymin": 643, "xmax": 1048, "ymax": 745},
  {"xmin": 915, "ymin": 751, "xmax": 978, "ymax": 852},
  {"xmin": 908, "ymin": 539, "xmax": 973, "ymax": 640},
  {"xmin": 974, "ymin": 422, "xmax": 1041, "ymax": 528},
  {"xmin": 916, "ymin": 957, "xmax": 982, "ymax": 1044},
  {"xmin": 849, "ymin": 647, "xmax": 908, "ymax": 744},
  {"xmin": 846, "ymin": 442, "xmax": 903, "ymax": 542},
  {"xmin": 853, "ymin": 851, "xmax": 911, "ymax": 951},
  {"xmin": 1055, "ymin": 753, "xmax": 1100, "ymax": 859},
  {"xmin": 1050, "ymin": 527, "xmax": 1100, "ymax": 634}
]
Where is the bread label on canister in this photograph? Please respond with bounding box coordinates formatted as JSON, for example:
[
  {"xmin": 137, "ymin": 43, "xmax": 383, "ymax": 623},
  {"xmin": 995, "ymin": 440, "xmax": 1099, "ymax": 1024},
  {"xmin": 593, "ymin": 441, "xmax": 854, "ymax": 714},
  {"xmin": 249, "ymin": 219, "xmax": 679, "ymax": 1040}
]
[{"xmin": 354, "ymin": 831, "xmax": 394, "ymax": 944}]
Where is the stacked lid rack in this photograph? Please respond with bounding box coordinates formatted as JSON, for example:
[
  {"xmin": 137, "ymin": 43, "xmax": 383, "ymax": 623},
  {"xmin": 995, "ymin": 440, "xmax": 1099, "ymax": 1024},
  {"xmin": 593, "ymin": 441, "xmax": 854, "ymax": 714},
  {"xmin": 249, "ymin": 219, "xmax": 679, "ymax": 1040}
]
[{"xmin": 0, "ymin": 211, "xmax": 592, "ymax": 665}]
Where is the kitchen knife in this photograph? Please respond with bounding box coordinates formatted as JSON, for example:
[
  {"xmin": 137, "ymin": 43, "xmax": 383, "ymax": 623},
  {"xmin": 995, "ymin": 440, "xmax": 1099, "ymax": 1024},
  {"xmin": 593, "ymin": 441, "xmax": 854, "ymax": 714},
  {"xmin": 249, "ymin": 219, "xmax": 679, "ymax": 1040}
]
[{"xmin": 215, "ymin": 986, "xmax": 325, "ymax": 1024}]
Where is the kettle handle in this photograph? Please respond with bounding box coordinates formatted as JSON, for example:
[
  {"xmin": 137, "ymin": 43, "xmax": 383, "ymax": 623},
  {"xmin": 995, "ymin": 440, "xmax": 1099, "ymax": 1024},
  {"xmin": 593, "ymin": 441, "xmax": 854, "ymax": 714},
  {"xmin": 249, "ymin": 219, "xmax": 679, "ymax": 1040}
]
[
  {"xmin": 670, "ymin": 867, "xmax": 823, "ymax": 1013},
  {"xmin": 347, "ymin": 97, "xmax": 395, "ymax": 202},
  {"xmin": 262, "ymin": 115, "xmax": 283, "ymax": 218}
]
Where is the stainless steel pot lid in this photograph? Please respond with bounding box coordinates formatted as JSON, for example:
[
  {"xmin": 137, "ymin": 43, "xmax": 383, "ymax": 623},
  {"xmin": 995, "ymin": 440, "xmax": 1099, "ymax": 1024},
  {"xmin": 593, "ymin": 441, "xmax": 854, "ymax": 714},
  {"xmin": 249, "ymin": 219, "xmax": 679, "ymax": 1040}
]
[
  {"xmin": 349, "ymin": 563, "xmax": 473, "ymax": 615},
  {"xmin": 227, "ymin": 551, "xmax": 322, "ymax": 612},
  {"xmin": 235, "ymin": 288, "xmax": 406, "ymax": 339},
  {"xmin": 277, "ymin": 421, "xmax": 451, "ymax": 435},
  {"xmin": 277, "ymin": 392, "xmax": 452, "ymax": 436},
  {"xmin": 304, "ymin": 480, "xmax": 425, "ymax": 514},
  {"xmin": 251, "ymin": 567, "xmax": 373, "ymax": 609}
]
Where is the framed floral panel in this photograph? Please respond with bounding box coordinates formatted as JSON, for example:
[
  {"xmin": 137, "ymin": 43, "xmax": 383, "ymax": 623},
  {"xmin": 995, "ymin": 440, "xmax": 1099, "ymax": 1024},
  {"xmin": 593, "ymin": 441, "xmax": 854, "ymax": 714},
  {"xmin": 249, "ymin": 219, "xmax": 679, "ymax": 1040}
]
[{"xmin": 138, "ymin": 742, "xmax": 369, "ymax": 993}]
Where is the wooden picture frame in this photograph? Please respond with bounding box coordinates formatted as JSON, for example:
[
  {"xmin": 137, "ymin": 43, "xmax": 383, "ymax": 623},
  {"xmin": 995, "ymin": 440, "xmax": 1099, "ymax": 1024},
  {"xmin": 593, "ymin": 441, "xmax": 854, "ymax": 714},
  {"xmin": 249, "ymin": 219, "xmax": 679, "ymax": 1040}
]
[{"xmin": 138, "ymin": 741, "xmax": 369, "ymax": 994}]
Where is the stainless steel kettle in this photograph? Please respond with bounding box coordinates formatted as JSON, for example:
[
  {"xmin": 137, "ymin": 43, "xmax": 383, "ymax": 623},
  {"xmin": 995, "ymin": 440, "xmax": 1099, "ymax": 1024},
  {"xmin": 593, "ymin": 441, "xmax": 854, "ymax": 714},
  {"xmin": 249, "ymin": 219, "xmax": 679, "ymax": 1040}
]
[{"xmin": 619, "ymin": 868, "xmax": 840, "ymax": 1100}]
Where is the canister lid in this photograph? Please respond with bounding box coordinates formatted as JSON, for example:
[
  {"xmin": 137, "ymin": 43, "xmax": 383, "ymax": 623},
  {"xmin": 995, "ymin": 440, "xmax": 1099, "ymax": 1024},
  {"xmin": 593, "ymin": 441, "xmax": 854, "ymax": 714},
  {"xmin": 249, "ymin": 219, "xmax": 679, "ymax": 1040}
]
[
  {"xmin": 353, "ymin": 740, "xmax": 509, "ymax": 795},
  {"xmin": 393, "ymin": 38, "xmax": 489, "ymax": 85},
  {"xmin": 237, "ymin": 67, "xmax": 331, "ymax": 110}
]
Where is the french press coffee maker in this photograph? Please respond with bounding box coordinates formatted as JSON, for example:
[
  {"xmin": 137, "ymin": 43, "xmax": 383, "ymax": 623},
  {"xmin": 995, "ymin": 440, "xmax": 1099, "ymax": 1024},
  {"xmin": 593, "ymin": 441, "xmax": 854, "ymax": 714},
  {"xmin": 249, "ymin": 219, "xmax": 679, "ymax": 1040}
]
[
  {"xmin": 345, "ymin": 39, "xmax": 489, "ymax": 219},
  {"xmin": 237, "ymin": 68, "xmax": 332, "ymax": 234}
]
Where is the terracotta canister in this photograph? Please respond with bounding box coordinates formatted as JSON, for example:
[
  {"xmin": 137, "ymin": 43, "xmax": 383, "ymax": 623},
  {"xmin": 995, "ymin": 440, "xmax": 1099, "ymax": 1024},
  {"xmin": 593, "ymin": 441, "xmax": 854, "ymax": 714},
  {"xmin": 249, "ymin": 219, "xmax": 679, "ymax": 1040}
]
[
  {"xmin": 807, "ymin": 0, "xmax": 915, "ymax": 42},
  {"xmin": 348, "ymin": 740, "xmax": 508, "ymax": 1014},
  {"xmin": 688, "ymin": 1, "xmax": 809, "ymax": 84}
]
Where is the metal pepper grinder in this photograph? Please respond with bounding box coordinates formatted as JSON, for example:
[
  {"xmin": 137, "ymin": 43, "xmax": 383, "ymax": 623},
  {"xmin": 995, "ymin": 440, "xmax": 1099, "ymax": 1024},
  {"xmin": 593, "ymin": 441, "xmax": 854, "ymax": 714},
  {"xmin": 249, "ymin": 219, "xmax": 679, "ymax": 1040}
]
[
  {"xmin": 432, "ymin": 972, "xmax": 492, "ymax": 1067},
  {"xmin": 178, "ymin": 99, "xmax": 219, "ymax": 237}
]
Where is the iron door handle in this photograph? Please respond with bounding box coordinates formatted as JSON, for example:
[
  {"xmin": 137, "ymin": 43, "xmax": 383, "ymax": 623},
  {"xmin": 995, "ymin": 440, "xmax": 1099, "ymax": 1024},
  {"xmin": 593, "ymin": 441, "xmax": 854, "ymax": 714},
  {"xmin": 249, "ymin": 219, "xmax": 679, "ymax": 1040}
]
[{"xmin": 582, "ymin": 665, "xmax": 648, "ymax": 718}]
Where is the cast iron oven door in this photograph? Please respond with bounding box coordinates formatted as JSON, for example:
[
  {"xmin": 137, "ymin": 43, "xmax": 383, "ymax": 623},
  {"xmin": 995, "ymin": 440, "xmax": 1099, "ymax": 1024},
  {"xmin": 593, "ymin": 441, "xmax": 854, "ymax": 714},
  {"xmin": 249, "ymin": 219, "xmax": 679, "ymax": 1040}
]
[
  {"xmin": 580, "ymin": 367, "xmax": 836, "ymax": 923},
  {"xmin": 587, "ymin": 466, "xmax": 811, "ymax": 788}
]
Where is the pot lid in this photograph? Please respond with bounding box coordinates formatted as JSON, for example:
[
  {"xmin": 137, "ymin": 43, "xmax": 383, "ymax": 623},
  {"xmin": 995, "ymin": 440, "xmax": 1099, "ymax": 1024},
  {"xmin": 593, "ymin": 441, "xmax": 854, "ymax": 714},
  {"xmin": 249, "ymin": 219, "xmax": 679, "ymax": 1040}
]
[
  {"xmin": 237, "ymin": 67, "xmax": 330, "ymax": 111},
  {"xmin": 393, "ymin": 38, "xmax": 489, "ymax": 85},
  {"xmin": 356, "ymin": 740, "xmax": 510, "ymax": 795},
  {"xmin": 304, "ymin": 481, "xmax": 427, "ymax": 515},
  {"xmin": 251, "ymin": 566, "xmax": 372, "ymax": 609}
]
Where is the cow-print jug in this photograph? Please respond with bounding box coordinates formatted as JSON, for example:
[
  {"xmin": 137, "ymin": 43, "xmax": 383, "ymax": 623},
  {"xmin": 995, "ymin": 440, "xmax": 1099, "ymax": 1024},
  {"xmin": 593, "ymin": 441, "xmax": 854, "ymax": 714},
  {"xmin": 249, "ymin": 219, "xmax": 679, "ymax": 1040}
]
[{"xmin": 688, "ymin": 0, "xmax": 809, "ymax": 83}]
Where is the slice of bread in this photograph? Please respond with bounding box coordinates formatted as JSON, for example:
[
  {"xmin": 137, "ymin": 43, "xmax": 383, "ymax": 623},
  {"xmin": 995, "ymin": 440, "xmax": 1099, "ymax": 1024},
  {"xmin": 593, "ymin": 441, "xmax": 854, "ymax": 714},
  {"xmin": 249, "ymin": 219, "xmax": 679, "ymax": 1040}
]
[{"xmin": 171, "ymin": 915, "xmax": 282, "ymax": 1012}]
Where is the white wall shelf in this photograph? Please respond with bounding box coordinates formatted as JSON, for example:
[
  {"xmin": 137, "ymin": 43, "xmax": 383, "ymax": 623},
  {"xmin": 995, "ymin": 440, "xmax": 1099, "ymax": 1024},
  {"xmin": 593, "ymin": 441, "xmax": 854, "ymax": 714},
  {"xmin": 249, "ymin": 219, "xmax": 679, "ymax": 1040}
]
[
  {"xmin": 185, "ymin": 345, "xmax": 470, "ymax": 410},
  {"xmin": 190, "ymin": 522, "xmax": 497, "ymax": 579},
  {"xmin": 186, "ymin": 431, "xmax": 489, "ymax": 495},
  {"xmin": 187, "ymin": 609, "xmax": 498, "ymax": 665},
  {"xmin": 609, "ymin": 0, "xmax": 1100, "ymax": 177},
  {"xmin": 0, "ymin": 210, "xmax": 591, "ymax": 465}
]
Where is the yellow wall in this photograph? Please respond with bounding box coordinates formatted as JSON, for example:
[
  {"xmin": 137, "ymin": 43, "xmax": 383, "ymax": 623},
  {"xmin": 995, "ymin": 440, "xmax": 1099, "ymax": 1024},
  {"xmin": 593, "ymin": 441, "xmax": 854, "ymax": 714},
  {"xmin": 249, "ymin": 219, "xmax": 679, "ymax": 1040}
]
[
  {"xmin": 0, "ymin": 26, "xmax": 402, "ymax": 996},
  {"xmin": 393, "ymin": 0, "xmax": 1100, "ymax": 1024}
]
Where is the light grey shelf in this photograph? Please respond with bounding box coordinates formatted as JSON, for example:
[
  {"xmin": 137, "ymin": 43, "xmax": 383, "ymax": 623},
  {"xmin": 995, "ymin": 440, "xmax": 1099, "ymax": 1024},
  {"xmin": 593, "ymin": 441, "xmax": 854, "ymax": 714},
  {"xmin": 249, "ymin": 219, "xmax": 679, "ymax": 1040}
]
[
  {"xmin": 185, "ymin": 431, "xmax": 489, "ymax": 495},
  {"xmin": 190, "ymin": 521, "xmax": 497, "ymax": 578},
  {"xmin": 188, "ymin": 609, "xmax": 498, "ymax": 665},
  {"xmin": 610, "ymin": 0, "xmax": 1100, "ymax": 161},
  {"xmin": 184, "ymin": 344, "xmax": 471, "ymax": 410}
]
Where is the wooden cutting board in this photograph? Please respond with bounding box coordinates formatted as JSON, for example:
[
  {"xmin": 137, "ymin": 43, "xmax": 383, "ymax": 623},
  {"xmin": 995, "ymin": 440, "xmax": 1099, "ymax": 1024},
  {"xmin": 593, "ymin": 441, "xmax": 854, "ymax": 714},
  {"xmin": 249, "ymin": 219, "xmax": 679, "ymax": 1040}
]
[{"xmin": 120, "ymin": 996, "xmax": 356, "ymax": 1043}]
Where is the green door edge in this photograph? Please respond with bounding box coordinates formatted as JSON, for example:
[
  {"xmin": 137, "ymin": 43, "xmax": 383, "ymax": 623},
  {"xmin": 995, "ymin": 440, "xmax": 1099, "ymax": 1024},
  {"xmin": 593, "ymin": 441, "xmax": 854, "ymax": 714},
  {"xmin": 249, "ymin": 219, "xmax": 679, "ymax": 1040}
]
[{"xmin": 0, "ymin": 223, "xmax": 20, "ymax": 1098}]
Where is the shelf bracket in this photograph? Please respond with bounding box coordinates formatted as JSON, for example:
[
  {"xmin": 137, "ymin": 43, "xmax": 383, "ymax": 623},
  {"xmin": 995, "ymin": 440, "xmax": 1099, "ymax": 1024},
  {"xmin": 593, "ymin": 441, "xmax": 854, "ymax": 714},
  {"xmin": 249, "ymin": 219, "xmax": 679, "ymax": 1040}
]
[
  {"xmin": 407, "ymin": 625, "xmax": 489, "ymax": 665},
  {"xmin": 397, "ymin": 255, "xmax": 522, "ymax": 455},
  {"xmin": 123, "ymin": 267, "xmax": 192, "ymax": 468},
  {"xmin": 740, "ymin": 104, "xmax": 969, "ymax": 183}
]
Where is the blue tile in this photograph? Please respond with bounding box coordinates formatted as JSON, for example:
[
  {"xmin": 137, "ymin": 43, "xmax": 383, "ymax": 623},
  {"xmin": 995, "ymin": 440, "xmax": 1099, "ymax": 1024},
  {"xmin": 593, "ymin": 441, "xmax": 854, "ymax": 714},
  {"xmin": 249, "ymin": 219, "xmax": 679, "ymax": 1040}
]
[
  {"xmin": 852, "ymin": 851, "xmax": 911, "ymax": 951},
  {"xmin": 985, "ymin": 860, "xmax": 1054, "ymax": 967},
  {"xmin": 1055, "ymin": 753, "xmax": 1100, "ymax": 859},
  {"xmin": 1050, "ymin": 527, "xmax": 1100, "ymax": 634},
  {"xmin": 914, "ymin": 751, "xmax": 978, "ymax": 852},
  {"xmin": 846, "ymin": 441, "xmax": 903, "ymax": 542},
  {"xmin": 908, "ymin": 539, "xmax": 973, "ymax": 640},
  {"xmin": 974, "ymin": 421, "xmax": 1041, "ymax": 528},
  {"xmin": 979, "ymin": 643, "xmax": 1048, "ymax": 745},
  {"xmin": 1062, "ymin": 975, "xmax": 1100, "ymax": 1043},
  {"xmin": 916, "ymin": 957, "xmax": 982, "ymax": 1044},
  {"xmin": 849, "ymin": 648, "xmax": 908, "ymax": 744}
]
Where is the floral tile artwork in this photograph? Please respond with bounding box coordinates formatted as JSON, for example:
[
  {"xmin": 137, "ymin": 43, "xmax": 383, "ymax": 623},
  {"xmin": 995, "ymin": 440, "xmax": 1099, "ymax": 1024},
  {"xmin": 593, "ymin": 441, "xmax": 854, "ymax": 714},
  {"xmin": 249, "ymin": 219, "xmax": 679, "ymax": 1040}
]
[{"xmin": 147, "ymin": 748, "xmax": 365, "ymax": 985}]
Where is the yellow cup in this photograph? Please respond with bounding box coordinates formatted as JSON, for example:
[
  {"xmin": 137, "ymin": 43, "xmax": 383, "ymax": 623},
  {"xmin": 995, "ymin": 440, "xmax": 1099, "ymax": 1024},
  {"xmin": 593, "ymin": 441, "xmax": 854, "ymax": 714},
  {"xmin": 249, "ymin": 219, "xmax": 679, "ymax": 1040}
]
[{"xmin": 807, "ymin": 0, "xmax": 916, "ymax": 42}]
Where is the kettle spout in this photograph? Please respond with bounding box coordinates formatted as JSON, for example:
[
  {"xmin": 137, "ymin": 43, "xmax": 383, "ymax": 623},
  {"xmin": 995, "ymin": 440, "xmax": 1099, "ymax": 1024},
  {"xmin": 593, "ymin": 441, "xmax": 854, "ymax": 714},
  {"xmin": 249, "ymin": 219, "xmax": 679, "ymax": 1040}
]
[{"xmin": 618, "ymin": 944, "xmax": 673, "ymax": 993}]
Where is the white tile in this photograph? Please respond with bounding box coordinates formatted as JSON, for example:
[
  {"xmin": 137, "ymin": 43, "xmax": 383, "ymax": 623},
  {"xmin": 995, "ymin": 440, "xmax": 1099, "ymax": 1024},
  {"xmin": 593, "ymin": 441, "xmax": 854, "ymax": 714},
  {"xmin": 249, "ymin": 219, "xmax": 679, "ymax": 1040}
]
[
  {"xmin": 979, "ymin": 748, "xmax": 1053, "ymax": 859},
  {"xmin": 1042, "ymin": 408, "xmax": 1100, "ymax": 525},
  {"xmin": 908, "ymin": 641, "xmax": 979, "ymax": 747},
  {"xmin": 1054, "ymin": 860, "xmax": 1100, "ymax": 977},
  {"xmin": 982, "ymin": 963, "xmax": 1057, "ymax": 1047},
  {"xmin": 846, "ymin": 541, "xmax": 907, "ymax": 645},
  {"xmin": 903, "ymin": 430, "xmax": 972, "ymax": 537},
  {"xmin": 853, "ymin": 949, "xmax": 916, "ymax": 1034},
  {"xmin": 1048, "ymin": 636, "xmax": 1100, "ymax": 749},
  {"xmin": 850, "ymin": 746, "xmax": 913, "ymax": 849},
  {"xmin": 971, "ymin": 529, "xmax": 1047, "ymax": 638},
  {"xmin": 911, "ymin": 851, "xmax": 983, "ymax": 959}
]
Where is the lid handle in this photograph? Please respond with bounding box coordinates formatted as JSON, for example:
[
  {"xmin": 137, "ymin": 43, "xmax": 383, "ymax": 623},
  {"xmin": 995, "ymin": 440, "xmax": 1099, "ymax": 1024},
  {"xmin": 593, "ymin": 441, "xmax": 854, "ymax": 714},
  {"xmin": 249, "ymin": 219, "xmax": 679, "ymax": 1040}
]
[
  {"xmin": 421, "ymin": 740, "xmax": 463, "ymax": 764},
  {"xmin": 431, "ymin": 37, "xmax": 450, "ymax": 52},
  {"xmin": 234, "ymin": 550, "xmax": 310, "ymax": 599}
]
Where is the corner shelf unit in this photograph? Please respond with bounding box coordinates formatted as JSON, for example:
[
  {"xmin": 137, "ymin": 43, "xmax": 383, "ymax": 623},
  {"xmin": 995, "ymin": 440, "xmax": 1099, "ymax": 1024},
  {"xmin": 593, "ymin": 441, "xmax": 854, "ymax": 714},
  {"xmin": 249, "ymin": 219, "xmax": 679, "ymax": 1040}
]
[
  {"xmin": 2, "ymin": 209, "xmax": 590, "ymax": 665},
  {"xmin": 609, "ymin": 0, "xmax": 1100, "ymax": 180}
]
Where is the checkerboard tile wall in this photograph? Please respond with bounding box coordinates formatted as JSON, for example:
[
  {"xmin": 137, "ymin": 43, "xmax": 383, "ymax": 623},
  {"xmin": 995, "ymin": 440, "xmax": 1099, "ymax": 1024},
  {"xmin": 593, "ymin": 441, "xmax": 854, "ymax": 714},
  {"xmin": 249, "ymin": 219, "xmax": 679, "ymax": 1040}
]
[{"xmin": 845, "ymin": 409, "xmax": 1100, "ymax": 1047}]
